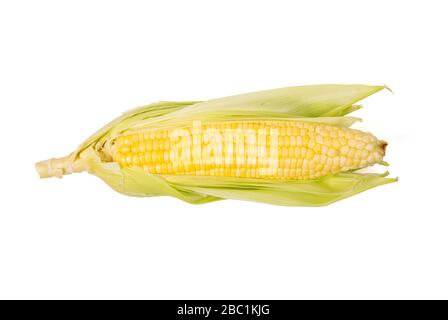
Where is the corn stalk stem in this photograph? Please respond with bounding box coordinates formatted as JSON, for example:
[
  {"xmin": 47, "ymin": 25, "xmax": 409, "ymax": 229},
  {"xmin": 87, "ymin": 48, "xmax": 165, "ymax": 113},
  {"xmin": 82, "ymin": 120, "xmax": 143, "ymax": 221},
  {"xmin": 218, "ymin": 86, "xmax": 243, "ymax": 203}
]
[{"xmin": 35, "ymin": 154, "xmax": 85, "ymax": 178}]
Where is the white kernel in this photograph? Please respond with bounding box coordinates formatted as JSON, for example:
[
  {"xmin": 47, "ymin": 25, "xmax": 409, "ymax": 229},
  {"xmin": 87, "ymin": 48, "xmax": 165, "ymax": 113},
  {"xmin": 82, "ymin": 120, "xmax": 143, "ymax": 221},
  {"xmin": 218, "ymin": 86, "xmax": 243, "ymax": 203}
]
[
  {"xmin": 320, "ymin": 155, "xmax": 327, "ymax": 164},
  {"xmin": 361, "ymin": 134, "xmax": 372, "ymax": 143},
  {"xmin": 332, "ymin": 157, "xmax": 339, "ymax": 166},
  {"xmin": 340, "ymin": 146, "xmax": 350, "ymax": 155}
]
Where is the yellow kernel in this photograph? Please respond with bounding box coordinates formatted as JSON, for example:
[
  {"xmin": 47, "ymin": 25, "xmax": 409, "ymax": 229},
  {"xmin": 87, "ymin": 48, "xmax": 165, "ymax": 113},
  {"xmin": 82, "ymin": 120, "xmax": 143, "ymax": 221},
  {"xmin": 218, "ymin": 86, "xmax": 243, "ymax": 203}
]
[
  {"xmin": 313, "ymin": 144, "xmax": 322, "ymax": 153},
  {"xmin": 330, "ymin": 130, "xmax": 338, "ymax": 138},
  {"xmin": 300, "ymin": 147, "xmax": 307, "ymax": 158},
  {"xmin": 280, "ymin": 127, "xmax": 286, "ymax": 136},
  {"xmin": 308, "ymin": 139, "xmax": 315, "ymax": 149},
  {"xmin": 115, "ymin": 153, "xmax": 124, "ymax": 164},
  {"xmin": 306, "ymin": 149, "xmax": 314, "ymax": 160},
  {"xmin": 332, "ymin": 139, "xmax": 340, "ymax": 148},
  {"xmin": 302, "ymin": 136, "xmax": 310, "ymax": 146},
  {"xmin": 291, "ymin": 158, "xmax": 297, "ymax": 168},
  {"xmin": 279, "ymin": 136, "xmax": 284, "ymax": 146},
  {"xmin": 290, "ymin": 136, "xmax": 296, "ymax": 146},
  {"xmin": 119, "ymin": 145, "xmax": 130, "ymax": 153},
  {"xmin": 279, "ymin": 158, "xmax": 285, "ymax": 168},
  {"xmin": 303, "ymin": 159, "xmax": 309, "ymax": 168}
]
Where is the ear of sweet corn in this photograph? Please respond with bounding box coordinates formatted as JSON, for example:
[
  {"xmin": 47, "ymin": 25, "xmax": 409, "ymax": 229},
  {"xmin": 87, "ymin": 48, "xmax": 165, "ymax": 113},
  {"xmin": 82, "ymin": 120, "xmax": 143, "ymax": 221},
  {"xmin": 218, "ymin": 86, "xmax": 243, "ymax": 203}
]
[{"xmin": 36, "ymin": 84, "xmax": 396, "ymax": 206}]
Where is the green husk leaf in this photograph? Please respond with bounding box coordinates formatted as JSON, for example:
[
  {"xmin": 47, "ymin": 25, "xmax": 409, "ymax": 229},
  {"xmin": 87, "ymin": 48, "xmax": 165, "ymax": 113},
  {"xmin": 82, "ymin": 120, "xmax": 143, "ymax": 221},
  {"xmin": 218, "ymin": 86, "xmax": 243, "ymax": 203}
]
[
  {"xmin": 158, "ymin": 84, "xmax": 385, "ymax": 122},
  {"xmin": 84, "ymin": 151, "xmax": 220, "ymax": 204},
  {"xmin": 85, "ymin": 152, "xmax": 396, "ymax": 206},
  {"xmin": 72, "ymin": 101, "xmax": 200, "ymax": 160},
  {"xmin": 162, "ymin": 171, "xmax": 397, "ymax": 206},
  {"xmin": 116, "ymin": 85, "xmax": 383, "ymax": 134}
]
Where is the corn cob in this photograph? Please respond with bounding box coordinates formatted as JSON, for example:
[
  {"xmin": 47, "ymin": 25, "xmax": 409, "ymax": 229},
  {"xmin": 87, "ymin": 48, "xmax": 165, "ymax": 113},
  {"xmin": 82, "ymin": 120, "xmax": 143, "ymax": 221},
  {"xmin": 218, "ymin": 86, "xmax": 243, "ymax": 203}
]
[
  {"xmin": 36, "ymin": 85, "xmax": 396, "ymax": 206},
  {"xmin": 111, "ymin": 120, "xmax": 386, "ymax": 180}
]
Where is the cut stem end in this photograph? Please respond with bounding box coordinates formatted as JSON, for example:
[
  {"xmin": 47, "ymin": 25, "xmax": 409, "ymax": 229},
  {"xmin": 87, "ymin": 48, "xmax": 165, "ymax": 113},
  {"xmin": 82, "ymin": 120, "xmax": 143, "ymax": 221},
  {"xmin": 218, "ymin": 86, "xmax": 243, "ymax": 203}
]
[{"xmin": 35, "ymin": 155, "xmax": 84, "ymax": 179}]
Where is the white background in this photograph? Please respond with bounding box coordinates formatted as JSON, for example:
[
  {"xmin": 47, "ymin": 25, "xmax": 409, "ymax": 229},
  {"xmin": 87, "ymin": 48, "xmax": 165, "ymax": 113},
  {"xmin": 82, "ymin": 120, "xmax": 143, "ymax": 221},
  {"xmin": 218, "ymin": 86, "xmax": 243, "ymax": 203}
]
[{"xmin": 0, "ymin": 0, "xmax": 447, "ymax": 299}]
